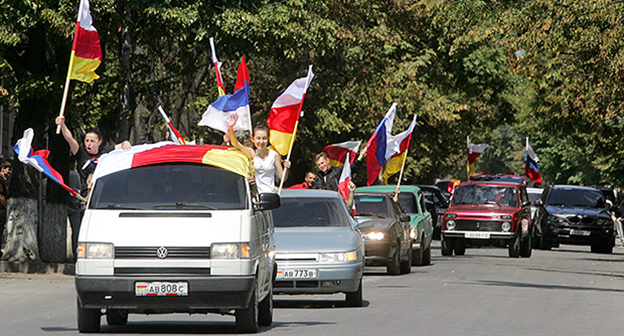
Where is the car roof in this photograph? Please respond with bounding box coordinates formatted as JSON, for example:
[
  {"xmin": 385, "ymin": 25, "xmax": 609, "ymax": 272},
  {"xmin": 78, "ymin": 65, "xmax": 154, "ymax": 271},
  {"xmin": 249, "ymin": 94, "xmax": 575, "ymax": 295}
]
[
  {"xmin": 550, "ymin": 185, "xmax": 601, "ymax": 191},
  {"xmin": 279, "ymin": 189, "xmax": 343, "ymax": 199},
  {"xmin": 354, "ymin": 190, "xmax": 394, "ymax": 199},
  {"xmin": 356, "ymin": 185, "xmax": 421, "ymax": 193},
  {"xmin": 458, "ymin": 181, "xmax": 522, "ymax": 187}
]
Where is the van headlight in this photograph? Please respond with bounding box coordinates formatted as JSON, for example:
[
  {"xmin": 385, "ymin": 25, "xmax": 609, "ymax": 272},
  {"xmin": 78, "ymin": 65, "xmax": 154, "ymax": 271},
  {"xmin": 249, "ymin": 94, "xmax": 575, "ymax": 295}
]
[
  {"xmin": 211, "ymin": 243, "xmax": 250, "ymax": 259},
  {"xmin": 77, "ymin": 243, "xmax": 114, "ymax": 259},
  {"xmin": 320, "ymin": 251, "xmax": 357, "ymax": 262}
]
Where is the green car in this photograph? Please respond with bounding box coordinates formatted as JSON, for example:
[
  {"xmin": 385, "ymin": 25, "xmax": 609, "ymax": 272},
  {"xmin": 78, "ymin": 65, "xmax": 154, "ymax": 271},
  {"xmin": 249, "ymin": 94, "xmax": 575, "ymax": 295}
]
[{"xmin": 356, "ymin": 185, "xmax": 434, "ymax": 266}]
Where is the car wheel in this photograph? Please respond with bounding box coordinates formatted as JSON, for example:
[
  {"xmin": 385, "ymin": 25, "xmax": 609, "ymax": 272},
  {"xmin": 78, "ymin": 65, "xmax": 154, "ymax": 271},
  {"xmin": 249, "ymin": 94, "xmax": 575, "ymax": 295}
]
[
  {"xmin": 508, "ymin": 233, "xmax": 521, "ymax": 258},
  {"xmin": 345, "ymin": 279, "xmax": 363, "ymax": 307},
  {"xmin": 258, "ymin": 283, "xmax": 273, "ymax": 327},
  {"xmin": 539, "ymin": 235, "xmax": 552, "ymax": 250},
  {"xmin": 400, "ymin": 246, "xmax": 412, "ymax": 274},
  {"xmin": 77, "ymin": 298, "xmax": 101, "ymax": 333},
  {"xmin": 387, "ymin": 245, "xmax": 401, "ymax": 275},
  {"xmin": 454, "ymin": 241, "xmax": 466, "ymax": 256},
  {"xmin": 412, "ymin": 241, "xmax": 424, "ymax": 266},
  {"xmin": 422, "ymin": 245, "xmax": 432, "ymax": 265},
  {"xmin": 520, "ymin": 233, "xmax": 532, "ymax": 258},
  {"xmin": 106, "ymin": 309, "xmax": 128, "ymax": 326},
  {"xmin": 441, "ymin": 236, "xmax": 454, "ymax": 256},
  {"xmin": 591, "ymin": 244, "xmax": 613, "ymax": 254},
  {"xmin": 531, "ymin": 225, "xmax": 540, "ymax": 249},
  {"xmin": 236, "ymin": 287, "xmax": 259, "ymax": 333}
]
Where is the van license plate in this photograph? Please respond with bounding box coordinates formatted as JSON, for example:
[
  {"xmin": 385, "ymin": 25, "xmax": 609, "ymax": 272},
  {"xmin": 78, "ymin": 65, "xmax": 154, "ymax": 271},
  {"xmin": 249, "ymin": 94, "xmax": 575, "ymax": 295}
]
[
  {"xmin": 276, "ymin": 269, "xmax": 317, "ymax": 279},
  {"xmin": 465, "ymin": 232, "xmax": 490, "ymax": 239},
  {"xmin": 135, "ymin": 282, "xmax": 188, "ymax": 296},
  {"xmin": 570, "ymin": 229, "xmax": 591, "ymax": 236}
]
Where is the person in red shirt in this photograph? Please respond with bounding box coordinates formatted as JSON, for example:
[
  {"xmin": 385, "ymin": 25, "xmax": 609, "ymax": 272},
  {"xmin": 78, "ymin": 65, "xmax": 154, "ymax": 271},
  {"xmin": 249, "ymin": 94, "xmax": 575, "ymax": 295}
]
[{"xmin": 288, "ymin": 171, "xmax": 316, "ymax": 189}]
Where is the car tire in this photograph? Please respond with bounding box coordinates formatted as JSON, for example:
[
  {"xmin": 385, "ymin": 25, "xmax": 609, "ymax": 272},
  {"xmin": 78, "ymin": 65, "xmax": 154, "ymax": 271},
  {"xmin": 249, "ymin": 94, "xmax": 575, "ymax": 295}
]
[
  {"xmin": 412, "ymin": 242, "xmax": 424, "ymax": 266},
  {"xmin": 345, "ymin": 279, "xmax": 363, "ymax": 307},
  {"xmin": 520, "ymin": 233, "xmax": 532, "ymax": 258},
  {"xmin": 258, "ymin": 284, "xmax": 273, "ymax": 327},
  {"xmin": 441, "ymin": 236, "xmax": 454, "ymax": 256},
  {"xmin": 400, "ymin": 246, "xmax": 412, "ymax": 274},
  {"xmin": 77, "ymin": 298, "xmax": 101, "ymax": 333},
  {"xmin": 531, "ymin": 226, "xmax": 540, "ymax": 249},
  {"xmin": 387, "ymin": 246, "xmax": 401, "ymax": 275},
  {"xmin": 454, "ymin": 241, "xmax": 466, "ymax": 256},
  {"xmin": 422, "ymin": 245, "xmax": 431, "ymax": 265},
  {"xmin": 508, "ymin": 233, "xmax": 521, "ymax": 258},
  {"xmin": 236, "ymin": 287, "xmax": 259, "ymax": 333},
  {"xmin": 106, "ymin": 309, "xmax": 128, "ymax": 326},
  {"xmin": 591, "ymin": 244, "xmax": 613, "ymax": 254},
  {"xmin": 539, "ymin": 236, "xmax": 552, "ymax": 250}
]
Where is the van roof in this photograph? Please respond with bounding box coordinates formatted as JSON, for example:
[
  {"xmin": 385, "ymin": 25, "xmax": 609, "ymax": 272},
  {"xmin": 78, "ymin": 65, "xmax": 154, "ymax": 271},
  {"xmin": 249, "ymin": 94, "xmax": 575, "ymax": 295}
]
[{"xmin": 92, "ymin": 142, "xmax": 253, "ymax": 181}]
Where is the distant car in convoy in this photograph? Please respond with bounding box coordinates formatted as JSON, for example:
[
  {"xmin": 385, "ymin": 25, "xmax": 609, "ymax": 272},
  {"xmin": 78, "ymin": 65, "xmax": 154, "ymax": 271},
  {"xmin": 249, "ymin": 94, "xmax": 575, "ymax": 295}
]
[
  {"xmin": 417, "ymin": 185, "xmax": 450, "ymax": 240},
  {"xmin": 532, "ymin": 185, "xmax": 616, "ymax": 253},
  {"xmin": 526, "ymin": 187, "xmax": 544, "ymax": 220},
  {"xmin": 435, "ymin": 179, "xmax": 455, "ymax": 198},
  {"xmin": 441, "ymin": 179, "xmax": 533, "ymax": 258},
  {"xmin": 357, "ymin": 185, "xmax": 433, "ymax": 266},
  {"xmin": 353, "ymin": 191, "xmax": 414, "ymax": 275},
  {"xmin": 271, "ymin": 190, "xmax": 367, "ymax": 307}
]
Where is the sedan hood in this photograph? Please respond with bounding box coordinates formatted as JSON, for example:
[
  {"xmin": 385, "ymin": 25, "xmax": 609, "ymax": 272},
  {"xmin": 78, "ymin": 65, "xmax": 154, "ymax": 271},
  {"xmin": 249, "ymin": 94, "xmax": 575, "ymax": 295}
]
[
  {"xmin": 546, "ymin": 205, "xmax": 610, "ymax": 218},
  {"xmin": 356, "ymin": 217, "xmax": 395, "ymax": 233},
  {"xmin": 275, "ymin": 227, "xmax": 361, "ymax": 253}
]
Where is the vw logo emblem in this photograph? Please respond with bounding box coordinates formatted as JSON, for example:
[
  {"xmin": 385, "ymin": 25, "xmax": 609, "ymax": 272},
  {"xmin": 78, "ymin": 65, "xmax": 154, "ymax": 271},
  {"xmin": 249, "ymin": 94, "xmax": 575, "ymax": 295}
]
[{"xmin": 156, "ymin": 246, "xmax": 168, "ymax": 259}]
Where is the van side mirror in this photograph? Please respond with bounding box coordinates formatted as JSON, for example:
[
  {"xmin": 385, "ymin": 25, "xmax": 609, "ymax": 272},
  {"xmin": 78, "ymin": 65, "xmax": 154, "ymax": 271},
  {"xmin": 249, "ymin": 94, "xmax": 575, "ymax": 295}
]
[
  {"xmin": 400, "ymin": 214, "xmax": 411, "ymax": 222},
  {"xmin": 254, "ymin": 193, "xmax": 280, "ymax": 211}
]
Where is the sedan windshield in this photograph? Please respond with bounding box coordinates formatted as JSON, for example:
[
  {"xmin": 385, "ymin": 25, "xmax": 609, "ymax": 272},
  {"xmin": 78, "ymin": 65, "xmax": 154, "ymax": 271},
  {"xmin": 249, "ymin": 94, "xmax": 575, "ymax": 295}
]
[
  {"xmin": 89, "ymin": 164, "xmax": 248, "ymax": 210},
  {"xmin": 354, "ymin": 195, "xmax": 392, "ymax": 217},
  {"xmin": 547, "ymin": 188, "xmax": 604, "ymax": 207},
  {"xmin": 273, "ymin": 197, "xmax": 352, "ymax": 228},
  {"xmin": 452, "ymin": 185, "xmax": 518, "ymax": 207}
]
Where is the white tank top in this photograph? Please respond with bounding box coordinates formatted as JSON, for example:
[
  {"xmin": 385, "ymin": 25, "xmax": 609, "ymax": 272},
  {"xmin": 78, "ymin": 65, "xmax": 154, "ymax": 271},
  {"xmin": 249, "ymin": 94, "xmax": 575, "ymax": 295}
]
[{"xmin": 254, "ymin": 149, "xmax": 277, "ymax": 194}]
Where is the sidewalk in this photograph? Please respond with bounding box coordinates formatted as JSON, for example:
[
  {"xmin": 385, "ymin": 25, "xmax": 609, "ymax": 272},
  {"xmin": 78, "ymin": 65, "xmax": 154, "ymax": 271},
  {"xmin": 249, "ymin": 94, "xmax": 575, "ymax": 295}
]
[{"xmin": 0, "ymin": 260, "xmax": 74, "ymax": 275}]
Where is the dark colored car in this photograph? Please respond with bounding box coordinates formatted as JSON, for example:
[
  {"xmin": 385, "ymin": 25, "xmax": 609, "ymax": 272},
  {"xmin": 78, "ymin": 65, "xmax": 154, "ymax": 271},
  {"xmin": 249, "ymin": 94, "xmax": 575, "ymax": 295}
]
[
  {"xmin": 418, "ymin": 185, "xmax": 450, "ymax": 240},
  {"xmin": 441, "ymin": 181, "xmax": 532, "ymax": 258},
  {"xmin": 532, "ymin": 185, "xmax": 616, "ymax": 253},
  {"xmin": 469, "ymin": 174, "xmax": 527, "ymax": 184},
  {"xmin": 435, "ymin": 179, "xmax": 455, "ymax": 198},
  {"xmin": 354, "ymin": 192, "xmax": 413, "ymax": 275}
]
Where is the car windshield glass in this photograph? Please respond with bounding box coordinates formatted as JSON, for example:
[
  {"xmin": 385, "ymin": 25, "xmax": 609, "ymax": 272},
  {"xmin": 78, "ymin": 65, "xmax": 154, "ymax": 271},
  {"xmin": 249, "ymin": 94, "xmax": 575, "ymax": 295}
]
[
  {"xmin": 527, "ymin": 191, "xmax": 542, "ymax": 203},
  {"xmin": 398, "ymin": 193, "xmax": 416, "ymax": 213},
  {"xmin": 547, "ymin": 188, "xmax": 604, "ymax": 207},
  {"xmin": 89, "ymin": 164, "xmax": 247, "ymax": 210},
  {"xmin": 273, "ymin": 197, "xmax": 351, "ymax": 228},
  {"xmin": 354, "ymin": 195, "xmax": 391, "ymax": 216},
  {"xmin": 452, "ymin": 185, "xmax": 518, "ymax": 207}
]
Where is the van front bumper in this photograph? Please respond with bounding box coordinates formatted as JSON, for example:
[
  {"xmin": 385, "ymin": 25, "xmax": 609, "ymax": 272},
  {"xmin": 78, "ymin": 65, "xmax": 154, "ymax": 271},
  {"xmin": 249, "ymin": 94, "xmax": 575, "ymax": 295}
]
[{"xmin": 75, "ymin": 275, "xmax": 255, "ymax": 313}]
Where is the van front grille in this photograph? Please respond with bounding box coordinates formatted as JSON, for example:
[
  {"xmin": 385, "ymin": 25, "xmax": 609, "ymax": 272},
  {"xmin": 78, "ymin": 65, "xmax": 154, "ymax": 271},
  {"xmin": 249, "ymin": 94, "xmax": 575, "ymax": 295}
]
[
  {"xmin": 114, "ymin": 267, "xmax": 211, "ymax": 276},
  {"xmin": 115, "ymin": 246, "xmax": 211, "ymax": 259}
]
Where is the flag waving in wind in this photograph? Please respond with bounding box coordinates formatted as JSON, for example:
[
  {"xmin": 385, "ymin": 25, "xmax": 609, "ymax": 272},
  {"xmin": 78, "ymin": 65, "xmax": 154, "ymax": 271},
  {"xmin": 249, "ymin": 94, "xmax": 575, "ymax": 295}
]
[
  {"xmin": 322, "ymin": 140, "xmax": 361, "ymax": 167},
  {"xmin": 525, "ymin": 137, "xmax": 542, "ymax": 184},
  {"xmin": 14, "ymin": 129, "xmax": 84, "ymax": 201},
  {"xmin": 158, "ymin": 106, "xmax": 186, "ymax": 145},
  {"xmin": 338, "ymin": 153, "xmax": 352, "ymax": 202},
  {"xmin": 366, "ymin": 103, "xmax": 400, "ymax": 185},
  {"xmin": 466, "ymin": 136, "xmax": 489, "ymax": 178},
  {"xmin": 210, "ymin": 37, "xmax": 226, "ymax": 97},
  {"xmin": 266, "ymin": 65, "xmax": 314, "ymax": 156},
  {"xmin": 382, "ymin": 115, "xmax": 417, "ymax": 184},
  {"xmin": 68, "ymin": 0, "xmax": 102, "ymax": 83}
]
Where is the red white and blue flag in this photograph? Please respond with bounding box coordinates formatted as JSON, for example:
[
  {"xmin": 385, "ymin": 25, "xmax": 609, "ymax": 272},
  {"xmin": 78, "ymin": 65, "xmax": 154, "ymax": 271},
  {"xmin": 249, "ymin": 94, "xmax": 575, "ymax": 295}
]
[
  {"xmin": 14, "ymin": 128, "xmax": 80, "ymax": 198},
  {"xmin": 338, "ymin": 153, "xmax": 352, "ymax": 202},
  {"xmin": 198, "ymin": 79, "xmax": 251, "ymax": 133},
  {"xmin": 525, "ymin": 137, "xmax": 542, "ymax": 184},
  {"xmin": 365, "ymin": 103, "xmax": 400, "ymax": 185}
]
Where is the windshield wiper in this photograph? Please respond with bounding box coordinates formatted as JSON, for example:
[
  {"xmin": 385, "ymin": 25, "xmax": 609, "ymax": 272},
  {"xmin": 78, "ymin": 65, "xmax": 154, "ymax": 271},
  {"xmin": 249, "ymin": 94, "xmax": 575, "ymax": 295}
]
[
  {"xmin": 153, "ymin": 202, "xmax": 217, "ymax": 210},
  {"xmin": 357, "ymin": 212, "xmax": 386, "ymax": 218},
  {"xmin": 102, "ymin": 204, "xmax": 140, "ymax": 210}
]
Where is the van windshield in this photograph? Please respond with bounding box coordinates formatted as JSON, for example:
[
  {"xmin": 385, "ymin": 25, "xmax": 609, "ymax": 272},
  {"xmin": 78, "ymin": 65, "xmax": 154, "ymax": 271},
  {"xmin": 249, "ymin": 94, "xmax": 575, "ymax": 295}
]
[{"xmin": 89, "ymin": 164, "xmax": 248, "ymax": 210}]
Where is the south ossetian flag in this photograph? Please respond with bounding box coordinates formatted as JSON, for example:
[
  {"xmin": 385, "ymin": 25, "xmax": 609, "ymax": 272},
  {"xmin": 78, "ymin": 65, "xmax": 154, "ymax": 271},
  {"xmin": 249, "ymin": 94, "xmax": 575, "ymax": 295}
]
[
  {"xmin": 322, "ymin": 140, "xmax": 361, "ymax": 167},
  {"xmin": 366, "ymin": 103, "xmax": 400, "ymax": 185},
  {"xmin": 466, "ymin": 136, "xmax": 489, "ymax": 178},
  {"xmin": 382, "ymin": 115, "xmax": 417, "ymax": 183},
  {"xmin": 338, "ymin": 153, "xmax": 352, "ymax": 202},
  {"xmin": 266, "ymin": 66, "xmax": 314, "ymax": 156},
  {"xmin": 68, "ymin": 0, "xmax": 102, "ymax": 83}
]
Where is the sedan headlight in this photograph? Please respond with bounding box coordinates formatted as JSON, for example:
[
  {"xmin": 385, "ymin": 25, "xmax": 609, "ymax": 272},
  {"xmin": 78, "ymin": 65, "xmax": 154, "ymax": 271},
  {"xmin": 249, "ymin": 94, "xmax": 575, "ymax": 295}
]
[
  {"xmin": 320, "ymin": 251, "xmax": 357, "ymax": 262},
  {"xmin": 596, "ymin": 218, "xmax": 611, "ymax": 226},
  {"xmin": 363, "ymin": 232, "xmax": 385, "ymax": 240},
  {"xmin": 409, "ymin": 228, "xmax": 417, "ymax": 239},
  {"xmin": 548, "ymin": 215, "xmax": 564, "ymax": 224},
  {"xmin": 77, "ymin": 243, "xmax": 114, "ymax": 259},
  {"xmin": 446, "ymin": 220, "xmax": 456, "ymax": 230},
  {"xmin": 211, "ymin": 243, "xmax": 250, "ymax": 259}
]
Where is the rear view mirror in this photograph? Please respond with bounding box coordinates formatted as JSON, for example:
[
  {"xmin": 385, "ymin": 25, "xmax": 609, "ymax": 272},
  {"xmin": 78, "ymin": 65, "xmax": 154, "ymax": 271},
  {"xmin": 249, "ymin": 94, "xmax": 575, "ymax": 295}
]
[
  {"xmin": 400, "ymin": 214, "xmax": 411, "ymax": 222},
  {"xmin": 254, "ymin": 193, "xmax": 280, "ymax": 211}
]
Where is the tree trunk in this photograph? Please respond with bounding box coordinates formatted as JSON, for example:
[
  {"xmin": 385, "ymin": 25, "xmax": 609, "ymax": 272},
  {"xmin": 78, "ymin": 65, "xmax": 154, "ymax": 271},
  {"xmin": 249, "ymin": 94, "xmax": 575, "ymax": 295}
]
[
  {"xmin": 1, "ymin": 198, "xmax": 39, "ymax": 261},
  {"xmin": 39, "ymin": 203, "xmax": 67, "ymax": 262}
]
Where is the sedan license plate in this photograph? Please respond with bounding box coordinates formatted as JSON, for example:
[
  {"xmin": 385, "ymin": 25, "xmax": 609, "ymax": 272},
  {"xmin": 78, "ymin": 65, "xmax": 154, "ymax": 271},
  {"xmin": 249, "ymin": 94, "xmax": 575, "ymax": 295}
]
[
  {"xmin": 276, "ymin": 269, "xmax": 317, "ymax": 279},
  {"xmin": 135, "ymin": 282, "xmax": 188, "ymax": 296},
  {"xmin": 570, "ymin": 229, "xmax": 591, "ymax": 236},
  {"xmin": 465, "ymin": 232, "xmax": 490, "ymax": 239}
]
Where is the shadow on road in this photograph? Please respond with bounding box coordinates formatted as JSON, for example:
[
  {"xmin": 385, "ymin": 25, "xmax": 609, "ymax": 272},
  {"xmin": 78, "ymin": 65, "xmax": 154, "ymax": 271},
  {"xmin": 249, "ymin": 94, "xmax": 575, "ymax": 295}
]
[
  {"xmin": 274, "ymin": 299, "xmax": 370, "ymax": 309},
  {"xmin": 469, "ymin": 279, "xmax": 624, "ymax": 293}
]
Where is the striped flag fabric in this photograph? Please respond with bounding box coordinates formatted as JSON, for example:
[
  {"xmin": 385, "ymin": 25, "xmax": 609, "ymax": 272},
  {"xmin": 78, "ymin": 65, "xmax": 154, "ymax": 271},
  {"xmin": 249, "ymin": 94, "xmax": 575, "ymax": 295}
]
[
  {"xmin": 366, "ymin": 103, "xmax": 400, "ymax": 185},
  {"xmin": 234, "ymin": 56, "xmax": 250, "ymax": 92},
  {"xmin": 158, "ymin": 106, "xmax": 186, "ymax": 145},
  {"xmin": 266, "ymin": 65, "xmax": 314, "ymax": 156},
  {"xmin": 322, "ymin": 140, "xmax": 361, "ymax": 167},
  {"xmin": 338, "ymin": 153, "xmax": 352, "ymax": 202},
  {"xmin": 466, "ymin": 136, "xmax": 489, "ymax": 178},
  {"xmin": 382, "ymin": 115, "xmax": 417, "ymax": 183},
  {"xmin": 210, "ymin": 37, "xmax": 226, "ymax": 97},
  {"xmin": 68, "ymin": 0, "xmax": 102, "ymax": 83},
  {"xmin": 198, "ymin": 80, "xmax": 251, "ymax": 133},
  {"xmin": 525, "ymin": 137, "xmax": 542, "ymax": 184}
]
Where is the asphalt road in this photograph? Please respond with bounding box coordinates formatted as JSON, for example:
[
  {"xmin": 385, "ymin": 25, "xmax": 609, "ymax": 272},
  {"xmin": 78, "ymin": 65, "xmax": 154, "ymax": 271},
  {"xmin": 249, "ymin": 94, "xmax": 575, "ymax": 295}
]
[{"xmin": 2, "ymin": 242, "xmax": 624, "ymax": 335}]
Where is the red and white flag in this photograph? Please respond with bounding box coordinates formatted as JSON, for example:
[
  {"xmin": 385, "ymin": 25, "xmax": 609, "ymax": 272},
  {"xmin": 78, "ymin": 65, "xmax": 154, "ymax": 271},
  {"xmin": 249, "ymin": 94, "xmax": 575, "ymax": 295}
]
[
  {"xmin": 158, "ymin": 106, "xmax": 186, "ymax": 145},
  {"xmin": 322, "ymin": 140, "xmax": 361, "ymax": 167},
  {"xmin": 466, "ymin": 136, "xmax": 489, "ymax": 178},
  {"xmin": 68, "ymin": 0, "xmax": 102, "ymax": 83},
  {"xmin": 338, "ymin": 153, "xmax": 352, "ymax": 202},
  {"xmin": 210, "ymin": 37, "xmax": 226, "ymax": 96}
]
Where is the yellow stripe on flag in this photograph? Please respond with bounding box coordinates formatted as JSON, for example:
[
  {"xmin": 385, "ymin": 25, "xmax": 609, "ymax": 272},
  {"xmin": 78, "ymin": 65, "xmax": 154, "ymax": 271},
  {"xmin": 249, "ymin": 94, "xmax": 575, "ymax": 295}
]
[
  {"xmin": 69, "ymin": 51, "xmax": 101, "ymax": 83},
  {"xmin": 269, "ymin": 129, "xmax": 294, "ymax": 156},
  {"xmin": 202, "ymin": 148, "xmax": 253, "ymax": 177},
  {"xmin": 382, "ymin": 152, "xmax": 407, "ymax": 184},
  {"xmin": 466, "ymin": 161, "xmax": 476, "ymax": 179}
]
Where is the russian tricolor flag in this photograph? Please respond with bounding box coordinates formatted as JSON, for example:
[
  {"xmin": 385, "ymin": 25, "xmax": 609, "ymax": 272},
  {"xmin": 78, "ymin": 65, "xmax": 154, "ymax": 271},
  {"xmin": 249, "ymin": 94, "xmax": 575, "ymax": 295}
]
[
  {"xmin": 366, "ymin": 103, "xmax": 400, "ymax": 185},
  {"xmin": 525, "ymin": 137, "xmax": 542, "ymax": 184},
  {"xmin": 198, "ymin": 80, "xmax": 252, "ymax": 134}
]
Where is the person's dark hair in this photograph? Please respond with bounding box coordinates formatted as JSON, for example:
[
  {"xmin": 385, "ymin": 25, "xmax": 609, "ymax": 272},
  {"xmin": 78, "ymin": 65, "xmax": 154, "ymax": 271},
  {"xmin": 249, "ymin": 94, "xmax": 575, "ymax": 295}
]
[
  {"xmin": 252, "ymin": 125, "xmax": 269, "ymax": 137},
  {"xmin": 0, "ymin": 161, "xmax": 11, "ymax": 169},
  {"xmin": 305, "ymin": 171, "xmax": 316, "ymax": 177},
  {"xmin": 314, "ymin": 152, "xmax": 328, "ymax": 163},
  {"xmin": 85, "ymin": 128, "xmax": 102, "ymax": 141}
]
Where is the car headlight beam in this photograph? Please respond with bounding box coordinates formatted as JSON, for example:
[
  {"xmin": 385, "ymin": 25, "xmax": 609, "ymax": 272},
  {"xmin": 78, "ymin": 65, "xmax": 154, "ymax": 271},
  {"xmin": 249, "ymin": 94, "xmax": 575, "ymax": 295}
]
[
  {"xmin": 363, "ymin": 232, "xmax": 385, "ymax": 240},
  {"xmin": 77, "ymin": 243, "xmax": 114, "ymax": 259}
]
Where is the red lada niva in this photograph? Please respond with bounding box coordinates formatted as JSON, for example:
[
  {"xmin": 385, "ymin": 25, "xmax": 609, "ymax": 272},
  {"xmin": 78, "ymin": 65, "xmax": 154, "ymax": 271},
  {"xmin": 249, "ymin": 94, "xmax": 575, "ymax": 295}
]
[{"xmin": 441, "ymin": 181, "xmax": 532, "ymax": 258}]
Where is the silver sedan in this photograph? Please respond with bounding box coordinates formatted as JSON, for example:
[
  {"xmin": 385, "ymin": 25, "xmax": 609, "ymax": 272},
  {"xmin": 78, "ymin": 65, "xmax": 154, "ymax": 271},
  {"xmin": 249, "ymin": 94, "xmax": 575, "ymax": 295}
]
[{"xmin": 272, "ymin": 189, "xmax": 367, "ymax": 307}]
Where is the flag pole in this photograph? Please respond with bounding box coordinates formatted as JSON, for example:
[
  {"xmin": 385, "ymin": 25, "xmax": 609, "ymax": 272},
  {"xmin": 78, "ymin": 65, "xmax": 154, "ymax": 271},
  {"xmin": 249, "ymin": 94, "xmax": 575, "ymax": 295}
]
[
  {"xmin": 277, "ymin": 118, "xmax": 300, "ymax": 195},
  {"xmin": 56, "ymin": 44, "xmax": 78, "ymax": 134},
  {"xmin": 394, "ymin": 132, "xmax": 413, "ymax": 199}
]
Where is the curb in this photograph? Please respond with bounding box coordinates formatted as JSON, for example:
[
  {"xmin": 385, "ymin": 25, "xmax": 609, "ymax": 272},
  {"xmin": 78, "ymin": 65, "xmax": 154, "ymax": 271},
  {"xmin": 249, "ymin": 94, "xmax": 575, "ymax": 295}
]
[{"xmin": 0, "ymin": 260, "xmax": 75, "ymax": 275}]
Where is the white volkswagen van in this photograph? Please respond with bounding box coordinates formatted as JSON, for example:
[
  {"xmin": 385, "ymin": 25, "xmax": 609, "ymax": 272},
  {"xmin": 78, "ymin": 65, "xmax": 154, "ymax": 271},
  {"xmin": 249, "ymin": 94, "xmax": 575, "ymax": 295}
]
[{"xmin": 74, "ymin": 143, "xmax": 279, "ymax": 333}]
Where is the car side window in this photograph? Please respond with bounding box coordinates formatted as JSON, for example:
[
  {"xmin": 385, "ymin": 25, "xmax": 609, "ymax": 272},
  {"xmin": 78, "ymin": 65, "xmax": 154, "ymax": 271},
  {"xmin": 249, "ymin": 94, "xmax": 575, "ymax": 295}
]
[{"xmin": 419, "ymin": 193, "xmax": 427, "ymax": 215}]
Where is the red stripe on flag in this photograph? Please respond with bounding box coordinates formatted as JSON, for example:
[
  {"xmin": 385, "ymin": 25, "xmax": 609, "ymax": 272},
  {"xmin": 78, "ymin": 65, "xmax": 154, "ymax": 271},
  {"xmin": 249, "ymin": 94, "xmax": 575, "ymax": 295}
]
[
  {"xmin": 323, "ymin": 146, "xmax": 357, "ymax": 165},
  {"xmin": 73, "ymin": 24, "xmax": 101, "ymax": 60},
  {"xmin": 131, "ymin": 144, "xmax": 231, "ymax": 168},
  {"xmin": 234, "ymin": 56, "xmax": 250, "ymax": 92},
  {"xmin": 267, "ymin": 103, "xmax": 300, "ymax": 134}
]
